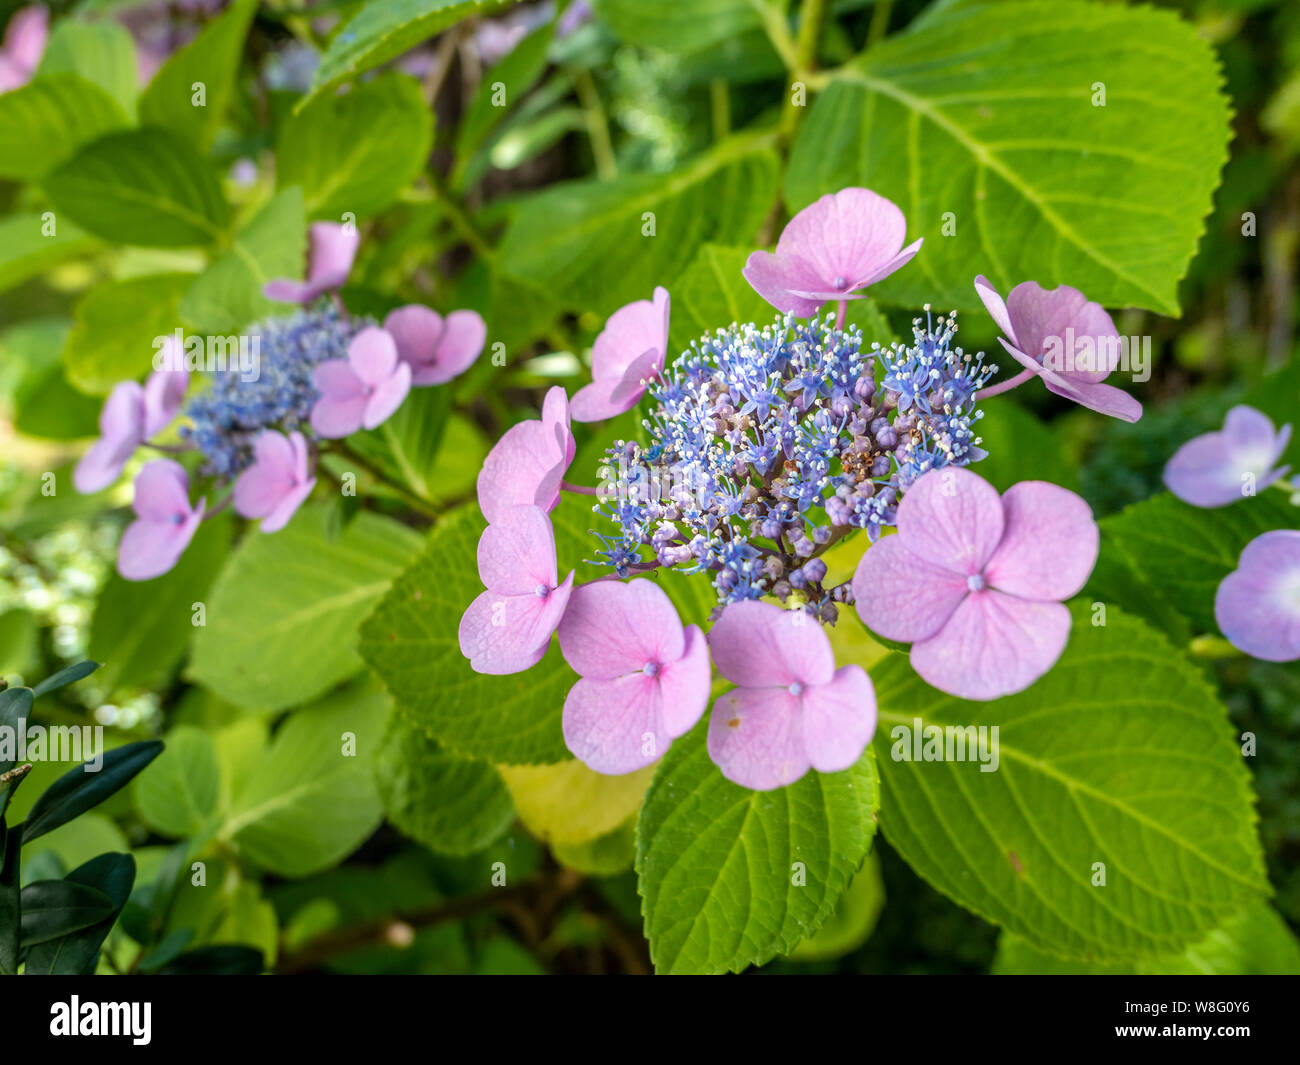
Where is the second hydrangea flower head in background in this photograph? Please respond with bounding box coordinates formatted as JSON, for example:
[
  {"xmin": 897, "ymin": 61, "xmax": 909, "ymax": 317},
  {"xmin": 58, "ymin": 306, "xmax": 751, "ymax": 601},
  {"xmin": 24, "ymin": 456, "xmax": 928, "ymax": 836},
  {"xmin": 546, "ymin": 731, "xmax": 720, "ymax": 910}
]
[
  {"xmin": 462, "ymin": 186, "xmax": 1134, "ymax": 790},
  {"xmin": 75, "ymin": 221, "xmax": 487, "ymax": 580}
]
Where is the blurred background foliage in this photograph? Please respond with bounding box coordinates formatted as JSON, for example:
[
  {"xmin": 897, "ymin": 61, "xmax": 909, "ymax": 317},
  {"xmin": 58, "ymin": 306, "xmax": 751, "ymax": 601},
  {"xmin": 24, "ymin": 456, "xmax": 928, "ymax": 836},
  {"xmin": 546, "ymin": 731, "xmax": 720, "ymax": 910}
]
[{"xmin": 0, "ymin": 0, "xmax": 1297, "ymax": 974}]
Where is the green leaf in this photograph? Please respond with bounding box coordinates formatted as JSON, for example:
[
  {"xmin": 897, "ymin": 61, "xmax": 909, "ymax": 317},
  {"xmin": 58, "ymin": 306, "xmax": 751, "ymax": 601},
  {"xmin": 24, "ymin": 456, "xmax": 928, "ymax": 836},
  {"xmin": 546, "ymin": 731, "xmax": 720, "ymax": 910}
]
[
  {"xmin": 498, "ymin": 130, "xmax": 780, "ymax": 317},
  {"xmin": 63, "ymin": 273, "xmax": 193, "ymax": 395},
  {"xmin": 375, "ymin": 717, "xmax": 514, "ymax": 856},
  {"xmin": 188, "ymin": 507, "xmax": 423, "ymax": 713},
  {"xmin": 499, "ymin": 760, "xmax": 654, "ymax": 846},
  {"xmin": 36, "ymin": 18, "xmax": 139, "ymax": 115},
  {"xmin": 0, "ymin": 825, "xmax": 20, "ymax": 973},
  {"xmin": 358, "ymin": 506, "xmax": 575, "ymax": 764},
  {"xmin": 347, "ymin": 386, "xmax": 451, "ymax": 504},
  {"xmin": 31, "ymin": 660, "xmax": 100, "ymax": 699},
  {"xmin": 155, "ymin": 944, "xmax": 264, "ymax": 974},
  {"xmin": 787, "ymin": 0, "xmax": 1231, "ymax": 314},
  {"xmin": 179, "ymin": 187, "xmax": 307, "ymax": 333},
  {"xmin": 0, "ymin": 213, "xmax": 98, "ymax": 293},
  {"xmin": 43, "ymin": 128, "xmax": 231, "ymax": 247},
  {"xmin": 138, "ymin": 0, "xmax": 256, "ymax": 149},
  {"xmin": 134, "ymin": 727, "xmax": 221, "ymax": 839},
  {"xmin": 636, "ymin": 725, "xmax": 880, "ymax": 974},
  {"xmin": 89, "ymin": 516, "xmax": 230, "ymax": 693},
  {"xmin": 22, "ymin": 741, "xmax": 164, "ymax": 845},
  {"xmin": 19, "ymin": 878, "xmax": 116, "ymax": 947},
  {"xmin": 993, "ymin": 901, "xmax": 1300, "ymax": 975},
  {"xmin": 0, "ymin": 687, "xmax": 35, "ymax": 777},
  {"xmin": 552, "ymin": 818, "xmax": 637, "ymax": 876},
  {"xmin": 591, "ymin": 0, "xmax": 765, "ymax": 53},
  {"xmin": 786, "ymin": 850, "xmax": 885, "ymax": 962},
  {"xmin": 0, "ymin": 74, "xmax": 129, "ymax": 181},
  {"xmin": 1101, "ymin": 491, "xmax": 1297, "ymax": 635},
  {"xmin": 278, "ymin": 73, "xmax": 433, "ymax": 220},
  {"xmin": 307, "ymin": 0, "xmax": 512, "ymax": 103},
  {"xmin": 220, "ymin": 685, "xmax": 389, "ymax": 877},
  {"xmin": 872, "ymin": 605, "xmax": 1267, "ymax": 962},
  {"xmin": 23, "ymin": 853, "xmax": 135, "ymax": 974}
]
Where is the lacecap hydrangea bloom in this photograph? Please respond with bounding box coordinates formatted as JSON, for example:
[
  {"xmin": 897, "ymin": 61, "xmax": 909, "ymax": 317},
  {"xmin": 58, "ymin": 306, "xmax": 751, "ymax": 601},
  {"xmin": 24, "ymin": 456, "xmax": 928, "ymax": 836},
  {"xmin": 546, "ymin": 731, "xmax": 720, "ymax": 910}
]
[
  {"xmin": 462, "ymin": 186, "xmax": 1112, "ymax": 790},
  {"xmin": 75, "ymin": 223, "xmax": 485, "ymax": 580}
]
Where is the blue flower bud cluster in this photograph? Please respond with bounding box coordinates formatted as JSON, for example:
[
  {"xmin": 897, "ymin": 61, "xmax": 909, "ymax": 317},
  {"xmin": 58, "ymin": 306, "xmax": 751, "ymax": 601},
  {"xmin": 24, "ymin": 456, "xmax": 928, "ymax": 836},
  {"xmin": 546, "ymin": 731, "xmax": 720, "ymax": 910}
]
[{"xmin": 592, "ymin": 309, "xmax": 995, "ymax": 617}]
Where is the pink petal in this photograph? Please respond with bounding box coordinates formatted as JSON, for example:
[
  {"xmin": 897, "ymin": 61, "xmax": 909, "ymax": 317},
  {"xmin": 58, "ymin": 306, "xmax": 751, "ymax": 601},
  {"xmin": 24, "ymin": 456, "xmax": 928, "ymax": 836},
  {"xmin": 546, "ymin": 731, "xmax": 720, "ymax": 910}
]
[
  {"xmin": 261, "ymin": 478, "xmax": 315, "ymax": 533},
  {"xmin": 4, "ymin": 6, "xmax": 48, "ymax": 72},
  {"xmin": 118, "ymin": 496, "xmax": 205, "ymax": 582},
  {"xmin": 852, "ymin": 533, "xmax": 968, "ymax": 642},
  {"xmin": 563, "ymin": 671, "xmax": 667, "ymax": 774},
  {"xmin": 131, "ymin": 460, "xmax": 193, "ymax": 521},
  {"xmin": 777, "ymin": 188, "xmax": 911, "ymax": 294},
  {"xmin": 974, "ymin": 275, "xmax": 1017, "ymax": 347},
  {"xmin": 310, "ymin": 394, "xmax": 368, "ymax": 438},
  {"xmin": 983, "ymin": 481, "xmax": 1098, "ymax": 600},
  {"xmin": 362, "ymin": 360, "xmax": 410, "ymax": 429},
  {"xmin": 707, "ymin": 686, "xmax": 809, "ymax": 791},
  {"xmin": 384, "ymin": 304, "xmax": 443, "ymax": 377},
  {"xmin": 707, "ymin": 599, "xmax": 833, "ymax": 688},
  {"xmin": 347, "ymin": 326, "xmax": 399, "ymax": 386},
  {"xmin": 1041, "ymin": 372, "xmax": 1142, "ymax": 422},
  {"xmin": 306, "ymin": 222, "xmax": 359, "ymax": 290},
  {"xmin": 314, "ymin": 359, "xmax": 365, "ymax": 399},
  {"xmin": 476, "ymin": 504, "xmax": 559, "ymax": 594},
  {"xmin": 570, "ymin": 347, "xmax": 660, "ymax": 422},
  {"xmin": 742, "ymin": 250, "xmax": 827, "ymax": 317},
  {"xmin": 74, "ymin": 435, "xmax": 137, "ymax": 494},
  {"xmin": 802, "ymin": 665, "xmax": 876, "ymax": 774},
  {"xmin": 1215, "ymin": 530, "xmax": 1300, "ymax": 662},
  {"xmin": 477, "ymin": 420, "xmax": 561, "ymax": 524},
  {"xmin": 424, "ymin": 309, "xmax": 486, "ymax": 385},
  {"xmin": 910, "ymin": 591, "xmax": 1071, "ymax": 701},
  {"xmin": 533, "ymin": 386, "xmax": 575, "ymax": 505},
  {"xmin": 657, "ymin": 624, "xmax": 711, "ymax": 737},
  {"xmin": 75, "ymin": 382, "xmax": 145, "ymax": 493},
  {"xmin": 263, "ymin": 279, "xmax": 319, "ymax": 304},
  {"xmin": 591, "ymin": 287, "xmax": 670, "ymax": 382},
  {"xmin": 896, "ymin": 467, "xmax": 1005, "ymax": 575},
  {"xmin": 458, "ymin": 573, "xmax": 574, "ymax": 675},
  {"xmin": 1005, "ymin": 281, "xmax": 1088, "ymax": 361},
  {"xmin": 557, "ymin": 578, "xmax": 685, "ymax": 678},
  {"xmin": 142, "ymin": 365, "xmax": 187, "ymax": 438}
]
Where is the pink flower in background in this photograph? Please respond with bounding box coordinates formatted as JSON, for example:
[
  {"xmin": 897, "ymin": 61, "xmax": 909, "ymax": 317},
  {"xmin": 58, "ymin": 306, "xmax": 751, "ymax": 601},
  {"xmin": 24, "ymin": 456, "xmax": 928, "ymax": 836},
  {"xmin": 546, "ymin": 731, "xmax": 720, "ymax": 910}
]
[
  {"xmin": 854, "ymin": 468, "xmax": 1098, "ymax": 701},
  {"xmin": 570, "ymin": 287, "xmax": 670, "ymax": 422},
  {"xmin": 74, "ymin": 364, "xmax": 188, "ymax": 494},
  {"xmin": 705, "ymin": 600, "xmax": 876, "ymax": 791},
  {"xmin": 0, "ymin": 6, "xmax": 48, "ymax": 93},
  {"xmin": 118, "ymin": 460, "xmax": 206, "ymax": 581},
  {"xmin": 743, "ymin": 188, "xmax": 923, "ymax": 318},
  {"xmin": 233, "ymin": 430, "xmax": 316, "ymax": 533},
  {"xmin": 1215, "ymin": 530, "xmax": 1300, "ymax": 663},
  {"xmin": 557, "ymin": 579, "xmax": 710, "ymax": 774},
  {"xmin": 264, "ymin": 222, "xmax": 359, "ymax": 304},
  {"xmin": 974, "ymin": 275, "xmax": 1142, "ymax": 422},
  {"xmin": 459, "ymin": 505, "xmax": 575, "ymax": 675},
  {"xmin": 1163, "ymin": 405, "xmax": 1291, "ymax": 508},
  {"xmin": 310, "ymin": 326, "xmax": 411, "ymax": 438},
  {"xmin": 384, "ymin": 305, "xmax": 487, "ymax": 386},
  {"xmin": 476, "ymin": 386, "xmax": 575, "ymax": 524}
]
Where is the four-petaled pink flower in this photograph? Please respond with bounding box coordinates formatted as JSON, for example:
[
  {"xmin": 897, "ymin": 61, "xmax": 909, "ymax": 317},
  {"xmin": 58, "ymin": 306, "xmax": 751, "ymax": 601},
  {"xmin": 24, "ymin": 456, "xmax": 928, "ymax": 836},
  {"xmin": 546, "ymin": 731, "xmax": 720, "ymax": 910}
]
[
  {"xmin": 571, "ymin": 287, "xmax": 670, "ymax": 422},
  {"xmin": 974, "ymin": 275, "xmax": 1142, "ymax": 422},
  {"xmin": 1215, "ymin": 530, "xmax": 1300, "ymax": 663},
  {"xmin": 476, "ymin": 386, "xmax": 575, "ymax": 524},
  {"xmin": 264, "ymin": 222, "xmax": 359, "ymax": 304},
  {"xmin": 310, "ymin": 326, "xmax": 411, "ymax": 438},
  {"xmin": 705, "ymin": 600, "xmax": 876, "ymax": 791},
  {"xmin": 459, "ymin": 504, "xmax": 575, "ymax": 675},
  {"xmin": 383, "ymin": 305, "xmax": 487, "ymax": 386},
  {"xmin": 0, "ymin": 6, "xmax": 47, "ymax": 93},
  {"xmin": 118, "ymin": 460, "xmax": 206, "ymax": 581},
  {"xmin": 233, "ymin": 430, "xmax": 316, "ymax": 533},
  {"xmin": 854, "ymin": 468, "xmax": 1098, "ymax": 701},
  {"xmin": 1163, "ymin": 405, "xmax": 1291, "ymax": 508},
  {"xmin": 743, "ymin": 188, "xmax": 922, "ymax": 318},
  {"xmin": 557, "ymin": 579, "xmax": 710, "ymax": 774},
  {"xmin": 75, "ymin": 365, "xmax": 188, "ymax": 494}
]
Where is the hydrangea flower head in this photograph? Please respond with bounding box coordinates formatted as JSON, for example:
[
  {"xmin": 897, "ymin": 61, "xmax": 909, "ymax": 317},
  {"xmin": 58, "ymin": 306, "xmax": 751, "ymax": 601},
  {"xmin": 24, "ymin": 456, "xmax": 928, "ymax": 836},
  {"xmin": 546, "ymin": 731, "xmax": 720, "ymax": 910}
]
[
  {"xmin": 705, "ymin": 600, "xmax": 876, "ymax": 790},
  {"xmin": 74, "ymin": 363, "xmax": 188, "ymax": 493},
  {"xmin": 233, "ymin": 430, "xmax": 316, "ymax": 533},
  {"xmin": 854, "ymin": 468, "xmax": 1098, "ymax": 700},
  {"xmin": 477, "ymin": 386, "xmax": 575, "ymax": 524},
  {"xmin": 974, "ymin": 275, "xmax": 1141, "ymax": 422},
  {"xmin": 384, "ymin": 305, "xmax": 487, "ymax": 386},
  {"xmin": 118, "ymin": 460, "xmax": 206, "ymax": 581},
  {"xmin": 310, "ymin": 326, "xmax": 412, "ymax": 438},
  {"xmin": 744, "ymin": 188, "xmax": 922, "ymax": 317},
  {"xmin": 264, "ymin": 222, "xmax": 359, "ymax": 305},
  {"xmin": 557, "ymin": 579, "xmax": 710, "ymax": 773},
  {"xmin": 1215, "ymin": 530, "xmax": 1300, "ymax": 662},
  {"xmin": 0, "ymin": 6, "xmax": 47, "ymax": 93},
  {"xmin": 571, "ymin": 287, "xmax": 670, "ymax": 422},
  {"xmin": 1163, "ymin": 405, "xmax": 1291, "ymax": 508},
  {"xmin": 458, "ymin": 504, "xmax": 575, "ymax": 674}
]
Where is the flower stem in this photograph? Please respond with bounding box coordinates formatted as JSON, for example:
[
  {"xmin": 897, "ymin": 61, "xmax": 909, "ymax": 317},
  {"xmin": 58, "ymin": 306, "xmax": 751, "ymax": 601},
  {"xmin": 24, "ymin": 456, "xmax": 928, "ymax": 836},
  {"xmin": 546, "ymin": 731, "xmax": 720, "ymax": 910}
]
[
  {"xmin": 561, "ymin": 480, "xmax": 600, "ymax": 496},
  {"xmin": 978, "ymin": 368, "xmax": 1036, "ymax": 400},
  {"xmin": 835, "ymin": 298, "xmax": 847, "ymax": 331}
]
